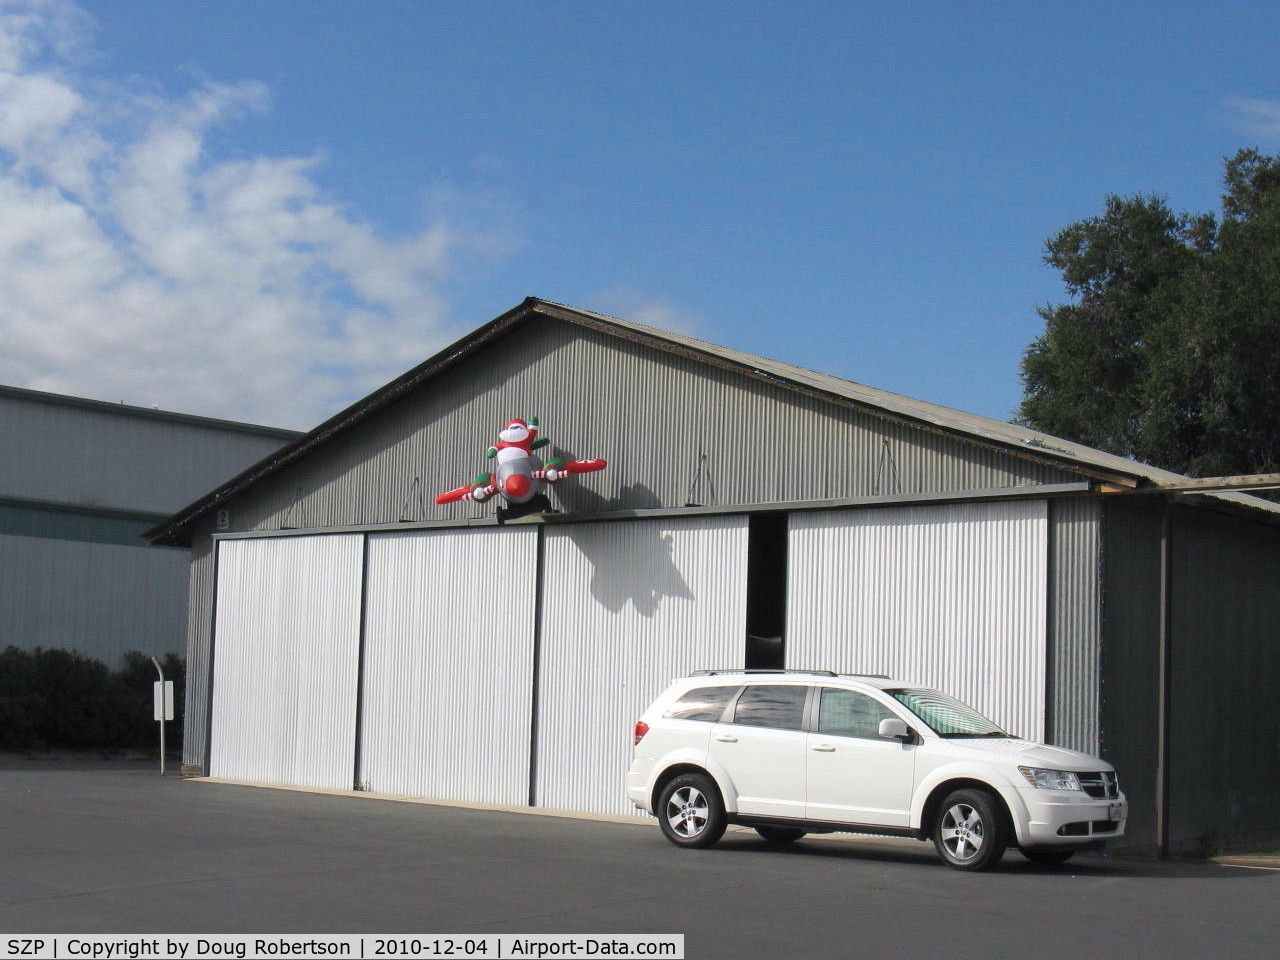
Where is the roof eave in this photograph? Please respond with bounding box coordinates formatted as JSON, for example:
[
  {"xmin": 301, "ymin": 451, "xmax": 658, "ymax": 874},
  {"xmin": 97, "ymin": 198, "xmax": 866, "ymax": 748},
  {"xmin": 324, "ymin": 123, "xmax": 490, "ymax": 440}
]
[{"xmin": 144, "ymin": 298, "xmax": 546, "ymax": 546}]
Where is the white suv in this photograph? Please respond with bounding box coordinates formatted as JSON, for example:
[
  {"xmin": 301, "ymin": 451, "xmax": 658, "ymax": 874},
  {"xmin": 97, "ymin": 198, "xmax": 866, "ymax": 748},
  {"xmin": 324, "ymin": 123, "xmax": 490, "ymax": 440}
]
[{"xmin": 627, "ymin": 670, "xmax": 1127, "ymax": 871}]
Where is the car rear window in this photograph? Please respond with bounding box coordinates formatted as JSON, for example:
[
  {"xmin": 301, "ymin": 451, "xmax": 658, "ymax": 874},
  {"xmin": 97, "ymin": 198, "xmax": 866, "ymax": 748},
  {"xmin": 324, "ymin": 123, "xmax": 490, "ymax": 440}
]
[
  {"xmin": 663, "ymin": 685, "xmax": 740, "ymax": 722},
  {"xmin": 731, "ymin": 684, "xmax": 808, "ymax": 730}
]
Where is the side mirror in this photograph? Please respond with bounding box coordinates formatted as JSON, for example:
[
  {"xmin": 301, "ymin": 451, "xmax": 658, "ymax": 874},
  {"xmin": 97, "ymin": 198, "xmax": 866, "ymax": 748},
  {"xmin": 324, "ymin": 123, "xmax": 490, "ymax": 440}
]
[{"xmin": 878, "ymin": 718, "xmax": 912, "ymax": 741}]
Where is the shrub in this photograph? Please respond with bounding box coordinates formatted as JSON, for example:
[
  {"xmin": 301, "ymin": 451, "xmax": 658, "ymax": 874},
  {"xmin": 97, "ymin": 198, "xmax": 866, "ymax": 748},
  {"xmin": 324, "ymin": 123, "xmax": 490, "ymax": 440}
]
[{"xmin": 0, "ymin": 646, "xmax": 185, "ymax": 753}]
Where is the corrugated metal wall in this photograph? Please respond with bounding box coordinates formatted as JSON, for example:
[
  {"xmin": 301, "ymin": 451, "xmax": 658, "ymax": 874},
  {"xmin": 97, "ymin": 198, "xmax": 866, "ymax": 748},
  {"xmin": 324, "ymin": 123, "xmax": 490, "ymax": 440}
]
[
  {"xmin": 0, "ymin": 532, "xmax": 189, "ymax": 667},
  {"xmin": 1169, "ymin": 504, "xmax": 1280, "ymax": 849},
  {"xmin": 2, "ymin": 388, "xmax": 296, "ymax": 678},
  {"xmin": 1047, "ymin": 498, "xmax": 1102, "ymax": 753},
  {"xmin": 1099, "ymin": 496, "xmax": 1163, "ymax": 852},
  {"xmin": 183, "ymin": 528, "xmax": 216, "ymax": 769},
  {"xmin": 209, "ymin": 318, "xmax": 1079, "ymax": 538},
  {"xmin": 358, "ymin": 527, "xmax": 538, "ymax": 804},
  {"xmin": 0, "ymin": 391, "xmax": 296, "ymax": 515},
  {"xmin": 534, "ymin": 516, "xmax": 748, "ymax": 815},
  {"xmin": 787, "ymin": 501, "xmax": 1048, "ymax": 740},
  {"xmin": 209, "ymin": 534, "xmax": 364, "ymax": 789}
]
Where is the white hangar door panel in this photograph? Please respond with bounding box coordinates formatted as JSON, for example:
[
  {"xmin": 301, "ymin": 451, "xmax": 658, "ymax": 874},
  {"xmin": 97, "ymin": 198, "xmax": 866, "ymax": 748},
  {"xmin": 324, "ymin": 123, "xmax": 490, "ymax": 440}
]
[
  {"xmin": 210, "ymin": 534, "xmax": 364, "ymax": 789},
  {"xmin": 787, "ymin": 501, "xmax": 1048, "ymax": 741},
  {"xmin": 358, "ymin": 527, "xmax": 537, "ymax": 805},
  {"xmin": 536, "ymin": 516, "xmax": 748, "ymax": 816}
]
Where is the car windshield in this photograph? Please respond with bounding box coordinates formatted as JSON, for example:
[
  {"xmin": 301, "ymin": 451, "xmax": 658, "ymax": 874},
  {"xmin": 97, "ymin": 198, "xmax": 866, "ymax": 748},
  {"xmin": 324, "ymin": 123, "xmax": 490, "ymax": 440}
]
[{"xmin": 886, "ymin": 688, "xmax": 1012, "ymax": 738}]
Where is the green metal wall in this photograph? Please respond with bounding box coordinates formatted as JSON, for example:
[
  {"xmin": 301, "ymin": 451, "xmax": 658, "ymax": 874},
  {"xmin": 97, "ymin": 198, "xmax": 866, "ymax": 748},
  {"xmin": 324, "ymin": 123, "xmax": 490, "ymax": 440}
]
[
  {"xmin": 1100, "ymin": 496, "xmax": 1164, "ymax": 852},
  {"xmin": 1169, "ymin": 504, "xmax": 1280, "ymax": 851},
  {"xmin": 1104, "ymin": 496, "xmax": 1280, "ymax": 854},
  {"xmin": 0, "ymin": 501, "xmax": 161, "ymax": 548}
]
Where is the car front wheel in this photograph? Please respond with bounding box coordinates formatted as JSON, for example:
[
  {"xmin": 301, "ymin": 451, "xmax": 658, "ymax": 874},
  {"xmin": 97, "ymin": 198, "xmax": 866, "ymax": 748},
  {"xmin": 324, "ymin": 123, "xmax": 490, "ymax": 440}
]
[
  {"xmin": 657, "ymin": 773, "xmax": 727, "ymax": 849},
  {"xmin": 932, "ymin": 788, "xmax": 1008, "ymax": 871}
]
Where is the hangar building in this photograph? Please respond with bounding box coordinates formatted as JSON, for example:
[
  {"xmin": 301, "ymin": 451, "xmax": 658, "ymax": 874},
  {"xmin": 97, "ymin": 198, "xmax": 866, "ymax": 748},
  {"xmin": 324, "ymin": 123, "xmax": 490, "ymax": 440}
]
[
  {"xmin": 148, "ymin": 298, "xmax": 1280, "ymax": 856},
  {"xmin": 2, "ymin": 384, "xmax": 300, "ymax": 666}
]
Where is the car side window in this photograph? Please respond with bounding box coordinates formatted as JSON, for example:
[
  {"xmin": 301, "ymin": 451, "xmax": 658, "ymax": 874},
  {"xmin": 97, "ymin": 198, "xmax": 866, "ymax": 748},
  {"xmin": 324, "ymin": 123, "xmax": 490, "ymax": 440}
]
[
  {"xmin": 817, "ymin": 687, "xmax": 899, "ymax": 739},
  {"xmin": 731, "ymin": 684, "xmax": 808, "ymax": 730},
  {"xmin": 663, "ymin": 685, "xmax": 741, "ymax": 722}
]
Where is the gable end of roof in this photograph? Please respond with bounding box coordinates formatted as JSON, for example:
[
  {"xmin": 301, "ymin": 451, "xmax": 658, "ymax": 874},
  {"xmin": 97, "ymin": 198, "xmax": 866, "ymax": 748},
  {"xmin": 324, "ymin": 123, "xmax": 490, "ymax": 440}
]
[{"xmin": 146, "ymin": 297, "xmax": 1280, "ymax": 546}]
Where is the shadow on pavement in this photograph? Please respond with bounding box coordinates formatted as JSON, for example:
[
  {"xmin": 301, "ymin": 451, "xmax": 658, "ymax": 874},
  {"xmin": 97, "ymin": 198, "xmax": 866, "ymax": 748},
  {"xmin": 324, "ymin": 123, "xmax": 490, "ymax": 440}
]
[{"xmin": 700, "ymin": 831, "xmax": 1276, "ymax": 879}]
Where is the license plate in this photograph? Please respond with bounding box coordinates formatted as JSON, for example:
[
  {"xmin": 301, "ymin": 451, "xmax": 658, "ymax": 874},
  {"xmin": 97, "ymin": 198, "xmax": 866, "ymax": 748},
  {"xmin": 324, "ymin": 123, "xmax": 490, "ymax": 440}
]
[{"xmin": 1108, "ymin": 802, "xmax": 1127, "ymax": 821}]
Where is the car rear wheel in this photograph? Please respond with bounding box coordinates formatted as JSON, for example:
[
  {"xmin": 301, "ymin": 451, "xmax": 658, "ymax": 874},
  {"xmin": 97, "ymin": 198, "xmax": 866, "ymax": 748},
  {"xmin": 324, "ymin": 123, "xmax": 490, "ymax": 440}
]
[
  {"xmin": 1020, "ymin": 847, "xmax": 1077, "ymax": 865},
  {"xmin": 755, "ymin": 826, "xmax": 806, "ymax": 844},
  {"xmin": 657, "ymin": 773, "xmax": 727, "ymax": 849},
  {"xmin": 932, "ymin": 788, "xmax": 1007, "ymax": 871}
]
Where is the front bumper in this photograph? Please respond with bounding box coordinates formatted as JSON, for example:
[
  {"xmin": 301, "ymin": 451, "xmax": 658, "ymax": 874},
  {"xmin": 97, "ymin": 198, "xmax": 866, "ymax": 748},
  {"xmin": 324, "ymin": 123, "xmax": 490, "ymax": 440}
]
[{"xmin": 1018, "ymin": 788, "xmax": 1128, "ymax": 845}]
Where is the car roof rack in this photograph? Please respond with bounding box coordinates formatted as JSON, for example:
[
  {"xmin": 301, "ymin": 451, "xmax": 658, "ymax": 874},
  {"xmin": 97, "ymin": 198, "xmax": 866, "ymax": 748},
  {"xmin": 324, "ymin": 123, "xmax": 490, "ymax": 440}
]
[
  {"xmin": 689, "ymin": 668, "xmax": 838, "ymax": 677},
  {"xmin": 688, "ymin": 669, "xmax": 893, "ymax": 680}
]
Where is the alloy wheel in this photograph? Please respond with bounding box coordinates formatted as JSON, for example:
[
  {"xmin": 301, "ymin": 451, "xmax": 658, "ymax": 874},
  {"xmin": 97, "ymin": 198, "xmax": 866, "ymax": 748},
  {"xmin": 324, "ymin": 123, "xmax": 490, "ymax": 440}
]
[
  {"xmin": 666, "ymin": 785, "xmax": 709, "ymax": 838},
  {"xmin": 940, "ymin": 802, "xmax": 985, "ymax": 862}
]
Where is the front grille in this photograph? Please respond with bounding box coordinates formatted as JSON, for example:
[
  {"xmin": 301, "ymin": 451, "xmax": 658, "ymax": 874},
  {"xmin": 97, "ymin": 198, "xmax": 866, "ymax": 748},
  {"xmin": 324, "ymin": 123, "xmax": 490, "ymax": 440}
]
[{"xmin": 1078, "ymin": 771, "xmax": 1119, "ymax": 799}]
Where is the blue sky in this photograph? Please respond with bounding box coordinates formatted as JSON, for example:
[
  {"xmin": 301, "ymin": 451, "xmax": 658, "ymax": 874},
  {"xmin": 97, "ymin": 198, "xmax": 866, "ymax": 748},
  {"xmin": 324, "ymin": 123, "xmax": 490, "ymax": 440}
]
[{"xmin": 2, "ymin": 0, "xmax": 1277, "ymax": 429}]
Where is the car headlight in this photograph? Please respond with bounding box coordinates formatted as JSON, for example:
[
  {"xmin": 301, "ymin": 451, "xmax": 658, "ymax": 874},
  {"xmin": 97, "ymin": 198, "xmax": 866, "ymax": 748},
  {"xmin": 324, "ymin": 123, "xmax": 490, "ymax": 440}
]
[{"xmin": 1018, "ymin": 766, "xmax": 1082, "ymax": 791}]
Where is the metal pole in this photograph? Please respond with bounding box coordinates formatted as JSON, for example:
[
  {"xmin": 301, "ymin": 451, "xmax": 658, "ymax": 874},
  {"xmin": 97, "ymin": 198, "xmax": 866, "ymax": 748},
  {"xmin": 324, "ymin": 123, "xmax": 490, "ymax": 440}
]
[{"xmin": 151, "ymin": 656, "xmax": 166, "ymax": 778}]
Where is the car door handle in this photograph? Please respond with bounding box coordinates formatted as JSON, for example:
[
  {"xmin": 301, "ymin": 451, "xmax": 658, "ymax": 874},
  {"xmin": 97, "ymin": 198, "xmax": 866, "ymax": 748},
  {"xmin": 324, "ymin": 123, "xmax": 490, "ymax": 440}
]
[
  {"xmin": 714, "ymin": 735, "xmax": 738, "ymax": 743},
  {"xmin": 811, "ymin": 744, "xmax": 836, "ymax": 752}
]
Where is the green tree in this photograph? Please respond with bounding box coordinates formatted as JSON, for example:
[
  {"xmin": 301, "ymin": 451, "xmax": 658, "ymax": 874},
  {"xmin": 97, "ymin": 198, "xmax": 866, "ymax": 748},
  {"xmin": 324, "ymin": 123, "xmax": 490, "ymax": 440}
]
[
  {"xmin": 0, "ymin": 646, "xmax": 185, "ymax": 753},
  {"xmin": 1019, "ymin": 149, "xmax": 1280, "ymax": 477}
]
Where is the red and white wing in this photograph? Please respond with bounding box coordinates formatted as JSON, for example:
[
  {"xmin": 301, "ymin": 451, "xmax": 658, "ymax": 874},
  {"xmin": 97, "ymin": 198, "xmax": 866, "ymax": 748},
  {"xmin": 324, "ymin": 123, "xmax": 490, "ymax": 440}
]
[
  {"xmin": 534, "ymin": 458, "xmax": 607, "ymax": 482},
  {"xmin": 561, "ymin": 458, "xmax": 607, "ymax": 475},
  {"xmin": 434, "ymin": 479, "xmax": 497, "ymax": 505}
]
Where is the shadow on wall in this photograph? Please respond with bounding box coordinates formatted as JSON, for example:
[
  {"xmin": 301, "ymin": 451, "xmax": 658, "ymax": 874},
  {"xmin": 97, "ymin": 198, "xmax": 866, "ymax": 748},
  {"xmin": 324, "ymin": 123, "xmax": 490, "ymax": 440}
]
[{"xmin": 551, "ymin": 469, "xmax": 694, "ymax": 618}]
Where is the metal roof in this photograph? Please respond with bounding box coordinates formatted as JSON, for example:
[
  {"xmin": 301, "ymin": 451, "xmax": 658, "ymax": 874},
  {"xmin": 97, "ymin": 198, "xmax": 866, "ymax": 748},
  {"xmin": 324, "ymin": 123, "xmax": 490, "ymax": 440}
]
[
  {"xmin": 0, "ymin": 383, "xmax": 302, "ymax": 440},
  {"xmin": 144, "ymin": 297, "xmax": 1280, "ymax": 546}
]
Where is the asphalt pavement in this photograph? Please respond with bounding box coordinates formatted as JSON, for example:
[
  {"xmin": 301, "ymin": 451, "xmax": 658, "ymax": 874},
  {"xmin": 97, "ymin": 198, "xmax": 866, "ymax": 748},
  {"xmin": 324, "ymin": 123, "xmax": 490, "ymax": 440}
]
[{"xmin": 1, "ymin": 762, "xmax": 1277, "ymax": 959}]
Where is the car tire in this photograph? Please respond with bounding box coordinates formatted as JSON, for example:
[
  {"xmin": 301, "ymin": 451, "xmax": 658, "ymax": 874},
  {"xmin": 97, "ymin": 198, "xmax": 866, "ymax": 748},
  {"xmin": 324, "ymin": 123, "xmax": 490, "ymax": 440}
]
[
  {"xmin": 1020, "ymin": 847, "xmax": 1077, "ymax": 865},
  {"xmin": 932, "ymin": 788, "xmax": 1008, "ymax": 871},
  {"xmin": 755, "ymin": 826, "xmax": 806, "ymax": 844},
  {"xmin": 657, "ymin": 773, "xmax": 727, "ymax": 849}
]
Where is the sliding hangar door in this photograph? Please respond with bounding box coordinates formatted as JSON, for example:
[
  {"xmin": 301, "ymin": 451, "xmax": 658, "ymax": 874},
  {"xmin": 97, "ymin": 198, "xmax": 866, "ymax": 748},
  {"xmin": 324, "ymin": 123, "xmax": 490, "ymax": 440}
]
[
  {"xmin": 205, "ymin": 502, "xmax": 1049, "ymax": 813},
  {"xmin": 535, "ymin": 517, "xmax": 747, "ymax": 815},
  {"xmin": 208, "ymin": 534, "xmax": 365, "ymax": 789},
  {"xmin": 787, "ymin": 500, "xmax": 1048, "ymax": 741},
  {"xmin": 358, "ymin": 528, "xmax": 539, "ymax": 804},
  {"xmin": 206, "ymin": 516, "xmax": 748, "ymax": 814}
]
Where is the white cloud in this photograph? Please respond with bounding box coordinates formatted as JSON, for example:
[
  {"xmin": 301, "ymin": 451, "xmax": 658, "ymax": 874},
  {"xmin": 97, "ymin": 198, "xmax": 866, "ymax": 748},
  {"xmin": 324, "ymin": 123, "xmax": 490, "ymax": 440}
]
[
  {"xmin": 589, "ymin": 286, "xmax": 703, "ymax": 335},
  {"xmin": 1223, "ymin": 97, "xmax": 1280, "ymax": 141},
  {"xmin": 0, "ymin": 0, "xmax": 515, "ymax": 429}
]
